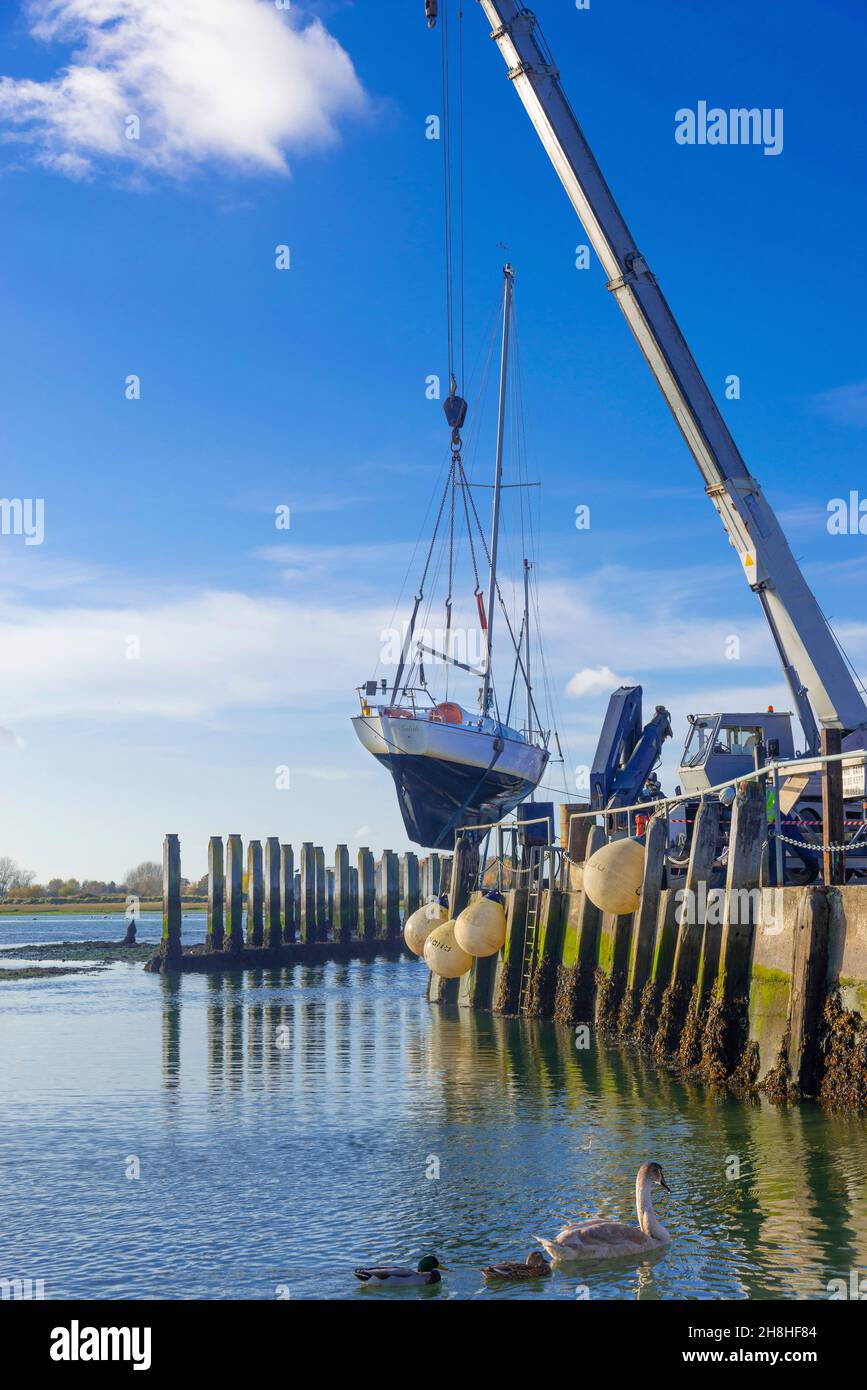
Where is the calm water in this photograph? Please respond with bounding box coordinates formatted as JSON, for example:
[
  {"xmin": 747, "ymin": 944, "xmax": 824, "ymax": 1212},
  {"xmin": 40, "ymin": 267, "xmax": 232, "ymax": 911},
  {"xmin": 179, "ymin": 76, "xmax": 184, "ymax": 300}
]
[{"xmin": 2, "ymin": 914, "xmax": 867, "ymax": 1300}]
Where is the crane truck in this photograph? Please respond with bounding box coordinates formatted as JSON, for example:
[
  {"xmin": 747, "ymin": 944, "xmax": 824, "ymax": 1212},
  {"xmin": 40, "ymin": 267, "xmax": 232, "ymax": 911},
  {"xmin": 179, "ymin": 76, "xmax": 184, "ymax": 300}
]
[{"xmin": 425, "ymin": 0, "xmax": 867, "ymax": 882}]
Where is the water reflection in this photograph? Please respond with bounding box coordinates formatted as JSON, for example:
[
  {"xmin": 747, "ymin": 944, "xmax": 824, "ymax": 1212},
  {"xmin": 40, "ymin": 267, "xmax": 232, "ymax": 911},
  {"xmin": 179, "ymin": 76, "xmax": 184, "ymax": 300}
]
[{"xmin": 1, "ymin": 955, "xmax": 864, "ymax": 1299}]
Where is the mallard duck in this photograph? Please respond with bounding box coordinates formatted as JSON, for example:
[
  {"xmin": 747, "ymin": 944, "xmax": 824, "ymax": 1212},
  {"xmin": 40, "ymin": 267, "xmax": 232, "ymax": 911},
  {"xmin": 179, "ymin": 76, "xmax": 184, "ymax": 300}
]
[
  {"xmin": 353, "ymin": 1254, "xmax": 446, "ymax": 1287},
  {"xmin": 535, "ymin": 1162, "xmax": 672, "ymax": 1262},
  {"xmin": 483, "ymin": 1251, "xmax": 551, "ymax": 1281}
]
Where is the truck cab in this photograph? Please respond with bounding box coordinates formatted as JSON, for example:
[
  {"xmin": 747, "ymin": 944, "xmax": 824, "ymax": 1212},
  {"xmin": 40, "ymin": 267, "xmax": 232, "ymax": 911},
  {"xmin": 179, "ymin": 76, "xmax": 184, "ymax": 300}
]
[{"xmin": 678, "ymin": 711, "xmax": 795, "ymax": 797}]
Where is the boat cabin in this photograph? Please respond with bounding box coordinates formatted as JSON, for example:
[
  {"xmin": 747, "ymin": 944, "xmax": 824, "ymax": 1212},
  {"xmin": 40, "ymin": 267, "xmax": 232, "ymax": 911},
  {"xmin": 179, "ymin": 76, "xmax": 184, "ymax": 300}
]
[{"xmin": 677, "ymin": 710, "xmax": 795, "ymax": 796}]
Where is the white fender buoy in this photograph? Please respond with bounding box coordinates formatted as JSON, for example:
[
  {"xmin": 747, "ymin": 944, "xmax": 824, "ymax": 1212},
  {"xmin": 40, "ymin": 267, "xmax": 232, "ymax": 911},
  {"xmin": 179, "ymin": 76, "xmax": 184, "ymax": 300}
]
[
  {"xmin": 423, "ymin": 919, "xmax": 473, "ymax": 978},
  {"xmin": 404, "ymin": 900, "xmax": 449, "ymax": 956},
  {"xmin": 453, "ymin": 895, "xmax": 507, "ymax": 958},
  {"xmin": 583, "ymin": 837, "xmax": 645, "ymax": 915}
]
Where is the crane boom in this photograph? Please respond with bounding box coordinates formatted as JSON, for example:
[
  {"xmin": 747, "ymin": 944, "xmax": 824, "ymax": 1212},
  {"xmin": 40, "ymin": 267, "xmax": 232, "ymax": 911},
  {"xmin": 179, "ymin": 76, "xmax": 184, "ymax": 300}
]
[{"xmin": 476, "ymin": 0, "xmax": 867, "ymax": 746}]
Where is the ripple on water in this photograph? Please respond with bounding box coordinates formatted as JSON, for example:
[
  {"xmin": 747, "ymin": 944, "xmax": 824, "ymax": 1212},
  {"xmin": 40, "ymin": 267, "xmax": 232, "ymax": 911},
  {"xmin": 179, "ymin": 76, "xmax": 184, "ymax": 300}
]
[{"xmin": 0, "ymin": 952, "xmax": 865, "ymax": 1299}]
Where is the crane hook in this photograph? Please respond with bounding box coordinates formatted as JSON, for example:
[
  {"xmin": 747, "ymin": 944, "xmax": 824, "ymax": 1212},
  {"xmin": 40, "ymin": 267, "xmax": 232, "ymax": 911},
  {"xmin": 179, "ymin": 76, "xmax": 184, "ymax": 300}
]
[{"xmin": 425, "ymin": 1, "xmax": 438, "ymax": 28}]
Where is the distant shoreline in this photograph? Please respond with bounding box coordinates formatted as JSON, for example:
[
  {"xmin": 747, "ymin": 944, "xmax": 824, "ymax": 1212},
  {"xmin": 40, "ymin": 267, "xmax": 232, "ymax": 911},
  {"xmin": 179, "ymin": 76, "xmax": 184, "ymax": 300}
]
[{"xmin": 0, "ymin": 900, "xmax": 205, "ymax": 917}]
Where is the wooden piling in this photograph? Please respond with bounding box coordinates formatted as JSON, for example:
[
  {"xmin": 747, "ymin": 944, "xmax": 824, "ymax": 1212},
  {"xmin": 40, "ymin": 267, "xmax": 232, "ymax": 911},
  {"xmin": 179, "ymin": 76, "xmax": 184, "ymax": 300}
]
[
  {"xmin": 281, "ymin": 844, "xmax": 295, "ymax": 943},
  {"xmin": 349, "ymin": 865, "xmax": 359, "ymax": 928},
  {"xmin": 314, "ymin": 848, "xmax": 327, "ymax": 936},
  {"xmin": 206, "ymin": 835, "xmax": 224, "ymax": 951},
  {"xmin": 334, "ymin": 844, "xmax": 352, "ymax": 942},
  {"xmin": 358, "ymin": 848, "xmax": 376, "ymax": 939},
  {"xmin": 299, "ymin": 842, "xmax": 317, "ymax": 944},
  {"xmin": 382, "ymin": 850, "xmax": 400, "ymax": 938},
  {"xmin": 493, "ymin": 886, "xmax": 529, "ymax": 1015},
  {"xmin": 623, "ymin": 813, "xmax": 667, "ymax": 1021},
  {"xmin": 226, "ymin": 834, "xmax": 244, "ymax": 953},
  {"xmin": 264, "ymin": 837, "xmax": 282, "ymax": 949},
  {"xmin": 655, "ymin": 798, "xmax": 721, "ymax": 1053},
  {"xmin": 527, "ymin": 886, "xmax": 565, "ymax": 1017},
  {"xmin": 326, "ymin": 868, "xmax": 335, "ymax": 934},
  {"xmin": 702, "ymin": 780, "xmax": 766, "ymax": 1077},
  {"xmin": 161, "ymin": 833, "xmax": 182, "ymax": 968},
  {"xmin": 786, "ymin": 887, "xmax": 830, "ymax": 1095},
  {"xmin": 553, "ymin": 823, "xmax": 604, "ymax": 1026},
  {"xmin": 561, "ymin": 802, "xmax": 591, "ymax": 874},
  {"xmin": 245, "ymin": 840, "xmax": 264, "ymax": 947},
  {"xmin": 402, "ymin": 852, "xmax": 420, "ymax": 918}
]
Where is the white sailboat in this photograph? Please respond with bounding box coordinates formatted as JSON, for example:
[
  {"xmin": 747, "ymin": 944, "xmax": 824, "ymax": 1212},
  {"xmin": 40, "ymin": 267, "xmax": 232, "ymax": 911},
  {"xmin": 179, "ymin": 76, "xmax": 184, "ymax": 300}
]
[{"xmin": 352, "ymin": 265, "xmax": 552, "ymax": 849}]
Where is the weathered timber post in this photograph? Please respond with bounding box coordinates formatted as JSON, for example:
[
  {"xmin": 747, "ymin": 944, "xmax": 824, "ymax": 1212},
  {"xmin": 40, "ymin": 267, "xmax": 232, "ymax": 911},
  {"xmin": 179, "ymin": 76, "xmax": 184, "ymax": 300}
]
[
  {"xmin": 703, "ymin": 779, "xmax": 766, "ymax": 1077},
  {"xmin": 226, "ymin": 834, "xmax": 244, "ymax": 952},
  {"xmin": 402, "ymin": 852, "xmax": 421, "ymax": 918},
  {"xmin": 493, "ymin": 885, "xmax": 529, "ymax": 1014},
  {"xmin": 349, "ymin": 864, "xmax": 359, "ymax": 934},
  {"xmin": 622, "ymin": 813, "xmax": 667, "ymax": 1026},
  {"xmin": 383, "ymin": 850, "xmax": 400, "ymax": 938},
  {"xmin": 206, "ymin": 835, "xmax": 225, "ymax": 951},
  {"xmin": 561, "ymin": 803, "xmax": 591, "ymax": 887},
  {"xmin": 553, "ymin": 823, "xmax": 604, "ymax": 1026},
  {"xmin": 429, "ymin": 835, "xmax": 478, "ymax": 1005},
  {"xmin": 429, "ymin": 853, "xmax": 442, "ymax": 897},
  {"xmin": 264, "ymin": 837, "xmax": 282, "ymax": 950},
  {"xmin": 299, "ymin": 842, "xmax": 317, "ymax": 943},
  {"xmin": 358, "ymin": 848, "xmax": 376, "ymax": 939},
  {"xmin": 161, "ymin": 833, "xmax": 183, "ymax": 968},
  {"xmin": 820, "ymin": 728, "xmax": 845, "ymax": 885},
  {"xmin": 314, "ymin": 848, "xmax": 327, "ymax": 937},
  {"xmin": 595, "ymin": 909, "xmax": 634, "ymax": 1033},
  {"xmin": 326, "ymin": 868, "xmax": 335, "ymax": 932},
  {"xmin": 281, "ymin": 844, "xmax": 295, "ymax": 943},
  {"xmin": 526, "ymin": 882, "xmax": 565, "ymax": 1017},
  {"xmin": 655, "ymin": 797, "xmax": 721, "ymax": 1055},
  {"xmin": 246, "ymin": 840, "xmax": 264, "ymax": 947},
  {"xmin": 786, "ymin": 887, "xmax": 831, "ymax": 1095},
  {"xmin": 334, "ymin": 844, "xmax": 352, "ymax": 942}
]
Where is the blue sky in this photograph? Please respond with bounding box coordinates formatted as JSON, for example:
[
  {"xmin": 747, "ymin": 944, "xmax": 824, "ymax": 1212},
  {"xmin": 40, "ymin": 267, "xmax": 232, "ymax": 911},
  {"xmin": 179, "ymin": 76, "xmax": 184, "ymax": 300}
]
[{"xmin": 1, "ymin": 0, "xmax": 866, "ymax": 882}]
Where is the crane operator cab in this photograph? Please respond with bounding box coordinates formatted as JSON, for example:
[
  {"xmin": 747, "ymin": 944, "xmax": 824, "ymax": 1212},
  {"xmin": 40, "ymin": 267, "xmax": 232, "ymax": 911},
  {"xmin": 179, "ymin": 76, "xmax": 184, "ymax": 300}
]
[{"xmin": 678, "ymin": 710, "xmax": 796, "ymax": 797}]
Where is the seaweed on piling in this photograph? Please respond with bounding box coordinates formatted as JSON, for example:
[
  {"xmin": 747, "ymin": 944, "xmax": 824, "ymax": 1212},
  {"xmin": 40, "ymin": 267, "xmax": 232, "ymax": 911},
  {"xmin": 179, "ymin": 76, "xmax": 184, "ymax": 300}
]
[
  {"xmin": 818, "ymin": 991, "xmax": 867, "ymax": 1111},
  {"xmin": 527, "ymin": 953, "xmax": 556, "ymax": 1018},
  {"xmin": 594, "ymin": 967, "xmax": 623, "ymax": 1034},
  {"xmin": 635, "ymin": 980, "xmax": 660, "ymax": 1048},
  {"xmin": 652, "ymin": 981, "xmax": 691, "ymax": 1063},
  {"xmin": 698, "ymin": 988, "xmax": 751, "ymax": 1085},
  {"xmin": 493, "ymin": 955, "xmax": 520, "ymax": 1016},
  {"xmin": 676, "ymin": 985, "xmax": 706, "ymax": 1072}
]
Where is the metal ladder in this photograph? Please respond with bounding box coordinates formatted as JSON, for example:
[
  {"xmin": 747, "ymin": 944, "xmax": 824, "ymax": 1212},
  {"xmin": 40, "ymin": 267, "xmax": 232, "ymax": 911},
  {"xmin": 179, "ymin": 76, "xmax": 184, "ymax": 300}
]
[{"xmin": 517, "ymin": 845, "xmax": 544, "ymax": 1015}]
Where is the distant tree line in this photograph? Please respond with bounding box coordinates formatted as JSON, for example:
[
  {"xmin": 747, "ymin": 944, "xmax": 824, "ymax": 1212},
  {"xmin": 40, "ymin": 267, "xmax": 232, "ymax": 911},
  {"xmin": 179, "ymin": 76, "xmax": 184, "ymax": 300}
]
[{"xmin": 0, "ymin": 856, "xmax": 208, "ymax": 903}]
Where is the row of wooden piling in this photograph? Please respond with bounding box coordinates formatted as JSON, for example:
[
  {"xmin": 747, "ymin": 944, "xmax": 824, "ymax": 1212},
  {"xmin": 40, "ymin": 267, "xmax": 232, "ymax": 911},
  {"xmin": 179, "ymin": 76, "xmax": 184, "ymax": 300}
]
[
  {"xmin": 435, "ymin": 782, "xmax": 866, "ymax": 1106},
  {"xmin": 159, "ymin": 834, "xmax": 451, "ymax": 967}
]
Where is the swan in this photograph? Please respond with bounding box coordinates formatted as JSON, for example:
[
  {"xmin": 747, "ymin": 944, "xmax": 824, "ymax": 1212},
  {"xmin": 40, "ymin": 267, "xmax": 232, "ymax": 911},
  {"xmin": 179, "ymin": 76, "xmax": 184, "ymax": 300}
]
[{"xmin": 535, "ymin": 1162, "xmax": 672, "ymax": 1262}]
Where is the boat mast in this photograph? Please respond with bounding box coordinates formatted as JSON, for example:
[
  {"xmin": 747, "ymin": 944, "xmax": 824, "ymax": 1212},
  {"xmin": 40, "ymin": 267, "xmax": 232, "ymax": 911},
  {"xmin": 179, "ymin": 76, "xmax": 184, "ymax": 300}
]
[
  {"xmin": 482, "ymin": 262, "xmax": 514, "ymax": 717},
  {"xmin": 523, "ymin": 557, "xmax": 533, "ymax": 739}
]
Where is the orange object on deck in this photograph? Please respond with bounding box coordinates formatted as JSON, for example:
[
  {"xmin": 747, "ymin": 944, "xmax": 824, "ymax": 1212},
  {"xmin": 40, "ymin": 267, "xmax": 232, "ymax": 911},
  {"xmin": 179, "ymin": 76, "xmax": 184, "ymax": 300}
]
[{"xmin": 431, "ymin": 702, "xmax": 463, "ymax": 725}]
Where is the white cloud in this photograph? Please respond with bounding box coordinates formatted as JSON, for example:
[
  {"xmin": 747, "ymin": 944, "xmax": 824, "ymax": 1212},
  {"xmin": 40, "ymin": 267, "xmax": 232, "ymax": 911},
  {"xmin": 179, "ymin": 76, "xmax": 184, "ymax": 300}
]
[
  {"xmin": 0, "ymin": 0, "xmax": 366, "ymax": 178},
  {"xmin": 810, "ymin": 379, "xmax": 867, "ymax": 428},
  {"xmin": 567, "ymin": 664, "xmax": 634, "ymax": 698},
  {"xmin": 0, "ymin": 588, "xmax": 389, "ymax": 723}
]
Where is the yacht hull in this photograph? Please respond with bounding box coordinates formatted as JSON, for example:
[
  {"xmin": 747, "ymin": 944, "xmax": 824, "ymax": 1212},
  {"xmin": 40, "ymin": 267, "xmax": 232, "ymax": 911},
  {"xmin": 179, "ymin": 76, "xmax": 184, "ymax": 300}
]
[{"xmin": 352, "ymin": 713, "xmax": 548, "ymax": 849}]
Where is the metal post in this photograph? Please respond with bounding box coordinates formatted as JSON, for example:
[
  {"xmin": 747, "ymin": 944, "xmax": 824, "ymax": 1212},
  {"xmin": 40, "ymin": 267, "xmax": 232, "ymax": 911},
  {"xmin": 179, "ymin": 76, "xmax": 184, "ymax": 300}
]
[
  {"xmin": 772, "ymin": 765, "xmax": 784, "ymax": 887},
  {"xmin": 820, "ymin": 728, "xmax": 845, "ymax": 885}
]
